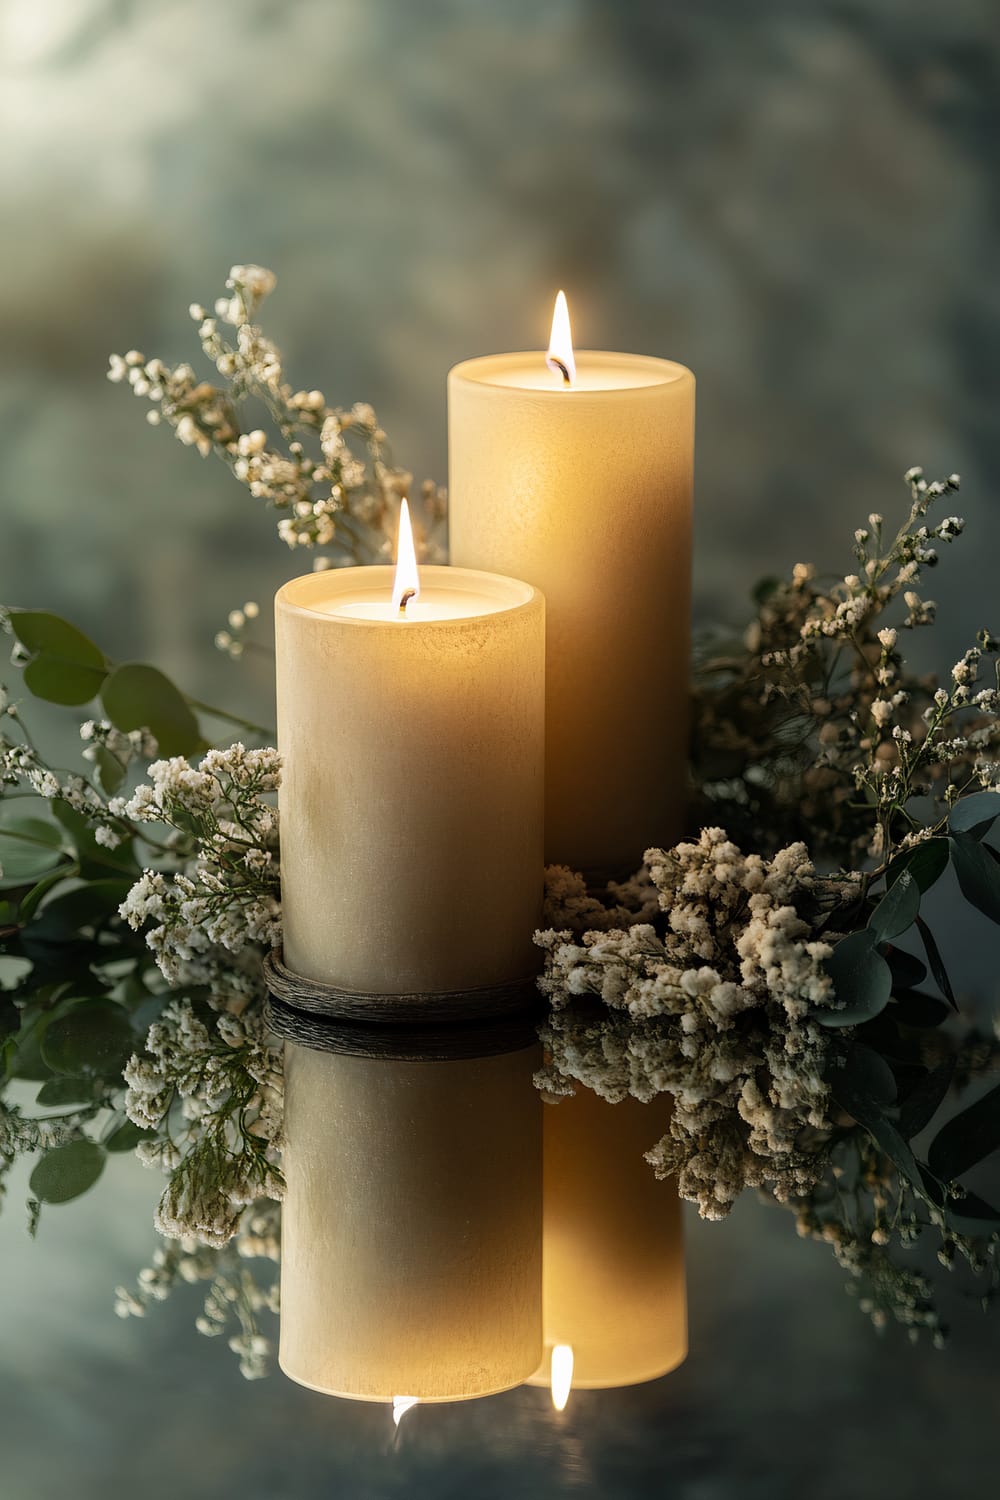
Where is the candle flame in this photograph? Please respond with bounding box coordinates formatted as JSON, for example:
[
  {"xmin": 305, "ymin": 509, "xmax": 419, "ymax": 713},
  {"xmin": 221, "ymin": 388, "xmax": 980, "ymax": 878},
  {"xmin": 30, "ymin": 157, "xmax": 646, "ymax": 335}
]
[
  {"xmin": 550, "ymin": 1343, "xmax": 574, "ymax": 1412},
  {"xmin": 392, "ymin": 1395, "xmax": 419, "ymax": 1429},
  {"xmin": 546, "ymin": 290, "xmax": 576, "ymax": 387},
  {"xmin": 392, "ymin": 498, "xmax": 420, "ymax": 613}
]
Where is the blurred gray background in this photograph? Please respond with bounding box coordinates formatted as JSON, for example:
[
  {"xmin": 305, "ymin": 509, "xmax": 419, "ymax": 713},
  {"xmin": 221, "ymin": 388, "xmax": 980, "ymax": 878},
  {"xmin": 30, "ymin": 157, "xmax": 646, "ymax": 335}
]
[{"xmin": 2, "ymin": 1, "xmax": 998, "ymax": 1495}]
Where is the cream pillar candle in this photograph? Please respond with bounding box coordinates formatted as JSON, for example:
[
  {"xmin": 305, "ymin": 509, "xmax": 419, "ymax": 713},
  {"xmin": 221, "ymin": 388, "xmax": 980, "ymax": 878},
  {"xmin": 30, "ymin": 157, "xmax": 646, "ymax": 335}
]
[
  {"xmin": 275, "ymin": 561, "xmax": 544, "ymax": 994},
  {"xmin": 448, "ymin": 315, "xmax": 694, "ymax": 876},
  {"xmin": 280, "ymin": 1040, "xmax": 543, "ymax": 1401},
  {"xmin": 529, "ymin": 1088, "xmax": 686, "ymax": 1392}
]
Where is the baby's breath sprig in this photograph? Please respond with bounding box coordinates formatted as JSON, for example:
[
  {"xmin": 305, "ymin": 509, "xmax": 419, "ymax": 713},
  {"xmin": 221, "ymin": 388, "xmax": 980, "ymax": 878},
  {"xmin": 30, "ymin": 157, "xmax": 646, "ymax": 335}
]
[
  {"xmin": 692, "ymin": 468, "xmax": 1000, "ymax": 872},
  {"xmin": 215, "ymin": 600, "xmax": 267, "ymax": 662},
  {"xmin": 108, "ymin": 265, "xmax": 448, "ymax": 569}
]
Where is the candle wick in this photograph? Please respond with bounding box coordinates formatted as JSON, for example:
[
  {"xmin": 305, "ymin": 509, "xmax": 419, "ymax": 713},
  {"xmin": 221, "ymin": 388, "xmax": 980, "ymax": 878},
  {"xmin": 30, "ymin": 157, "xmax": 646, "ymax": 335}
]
[
  {"xmin": 546, "ymin": 356, "xmax": 572, "ymax": 387},
  {"xmin": 397, "ymin": 589, "xmax": 417, "ymax": 616}
]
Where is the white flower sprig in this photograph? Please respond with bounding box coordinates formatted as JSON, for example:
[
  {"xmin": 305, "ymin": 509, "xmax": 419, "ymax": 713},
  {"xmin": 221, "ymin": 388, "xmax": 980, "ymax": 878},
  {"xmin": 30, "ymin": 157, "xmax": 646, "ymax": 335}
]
[
  {"xmin": 108, "ymin": 265, "xmax": 447, "ymax": 568},
  {"xmin": 692, "ymin": 469, "xmax": 1000, "ymax": 871}
]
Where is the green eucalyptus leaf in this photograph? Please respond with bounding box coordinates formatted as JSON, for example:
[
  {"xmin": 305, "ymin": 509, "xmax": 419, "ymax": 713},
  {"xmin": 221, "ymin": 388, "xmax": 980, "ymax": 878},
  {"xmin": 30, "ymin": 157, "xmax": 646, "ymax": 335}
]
[
  {"xmin": 829, "ymin": 1053, "xmax": 923, "ymax": 1188},
  {"xmin": 918, "ymin": 1167, "xmax": 1000, "ymax": 1234},
  {"xmin": 29, "ymin": 1140, "xmax": 105, "ymax": 1204},
  {"xmin": 22, "ymin": 655, "xmax": 107, "ymax": 706},
  {"xmin": 40, "ymin": 999, "xmax": 134, "ymax": 1080},
  {"xmin": 950, "ymin": 832, "xmax": 1000, "ymax": 926},
  {"xmin": 105, "ymin": 1120, "xmax": 145, "ymax": 1153},
  {"xmin": 36, "ymin": 1076, "xmax": 98, "ymax": 1106},
  {"xmin": 927, "ymin": 1079, "xmax": 1000, "ymax": 1181},
  {"xmin": 17, "ymin": 866, "xmax": 76, "ymax": 925},
  {"xmin": 30, "ymin": 880, "xmax": 132, "ymax": 938},
  {"xmin": 898, "ymin": 1057, "xmax": 956, "ymax": 1141},
  {"xmin": 101, "ymin": 663, "xmax": 201, "ymax": 758},
  {"xmin": 914, "ymin": 915, "xmax": 957, "ymax": 1010},
  {"xmin": 833, "ymin": 1041, "xmax": 897, "ymax": 1106},
  {"xmin": 949, "ymin": 790, "xmax": 1000, "ymax": 839},
  {"xmin": 891, "ymin": 989, "xmax": 950, "ymax": 1029},
  {"xmin": 885, "ymin": 947, "xmax": 927, "ymax": 990},
  {"xmin": 855, "ymin": 1011, "xmax": 922, "ymax": 1065},
  {"xmin": 816, "ymin": 929, "xmax": 893, "ymax": 1028},
  {"xmin": 0, "ymin": 804, "xmax": 66, "ymax": 889},
  {"xmin": 49, "ymin": 802, "xmax": 137, "ymax": 879},
  {"xmin": 18, "ymin": 930, "xmax": 103, "ymax": 979},
  {"xmin": 6, "ymin": 610, "xmax": 105, "ymax": 663},
  {"xmin": 869, "ymin": 868, "xmax": 920, "ymax": 942},
  {"xmin": 886, "ymin": 837, "xmax": 949, "ymax": 895},
  {"xmin": 8, "ymin": 1009, "xmax": 56, "ymax": 1081},
  {"xmin": 7, "ymin": 611, "xmax": 107, "ymax": 706},
  {"xmin": 942, "ymin": 1190, "xmax": 1000, "ymax": 1235}
]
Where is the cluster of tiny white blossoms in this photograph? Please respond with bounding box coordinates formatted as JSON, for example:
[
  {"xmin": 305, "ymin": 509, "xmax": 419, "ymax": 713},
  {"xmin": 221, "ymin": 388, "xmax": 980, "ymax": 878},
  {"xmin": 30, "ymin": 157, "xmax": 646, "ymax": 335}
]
[
  {"xmin": 0, "ymin": 730, "xmax": 128, "ymax": 850},
  {"xmin": 110, "ymin": 744, "xmax": 284, "ymax": 1250},
  {"xmin": 114, "ymin": 1201, "xmax": 280, "ymax": 1379},
  {"xmin": 536, "ymin": 830, "xmax": 854, "ymax": 1219},
  {"xmin": 114, "ymin": 745, "xmax": 282, "ymax": 990},
  {"xmin": 123, "ymin": 997, "xmax": 283, "ymax": 1248},
  {"xmin": 108, "ymin": 265, "xmax": 447, "ymax": 568}
]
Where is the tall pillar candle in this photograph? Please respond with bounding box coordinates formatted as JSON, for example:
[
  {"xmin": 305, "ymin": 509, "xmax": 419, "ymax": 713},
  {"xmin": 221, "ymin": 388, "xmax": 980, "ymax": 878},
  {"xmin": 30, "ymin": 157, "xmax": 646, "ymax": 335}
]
[
  {"xmin": 448, "ymin": 341, "xmax": 694, "ymax": 877},
  {"xmin": 530, "ymin": 1088, "xmax": 686, "ymax": 1392},
  {"xmin": 280, "ymin": 1040, "xmax": 543, "ymax": 1401},
  {"xmin": 275, "ymin": 563, "xmax": 544, "ymax": 995}
]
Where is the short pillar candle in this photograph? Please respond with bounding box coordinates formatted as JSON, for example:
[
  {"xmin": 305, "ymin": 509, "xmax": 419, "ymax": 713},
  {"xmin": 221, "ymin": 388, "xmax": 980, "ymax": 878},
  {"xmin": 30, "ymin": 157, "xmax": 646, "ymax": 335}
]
[{"xmin": 275, "ymin": 563, "xmax": 545, "ymax": 996}]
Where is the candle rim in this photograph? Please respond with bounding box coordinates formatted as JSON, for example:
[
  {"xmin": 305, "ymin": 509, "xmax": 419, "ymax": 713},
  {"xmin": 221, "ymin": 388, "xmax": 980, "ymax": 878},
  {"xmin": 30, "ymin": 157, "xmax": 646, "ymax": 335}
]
[
  {"xmin": 449, "ymin": 350, "xmax": 693, "ymax": 393},
  {"xmin": 277, "ymin": 564, "xmax": 542, "ymax": 627},
  {"xmin": 276, "ymin": 1358, "xmax": 542, "ymax": 1403}
]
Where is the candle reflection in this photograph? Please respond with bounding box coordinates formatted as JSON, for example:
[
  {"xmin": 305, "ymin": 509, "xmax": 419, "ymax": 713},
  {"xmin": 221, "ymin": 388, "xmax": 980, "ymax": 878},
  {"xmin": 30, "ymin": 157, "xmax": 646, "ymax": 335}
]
[{"xmin": 550, "ymin": 1343, "xmax": 574, "ymax": 1411}]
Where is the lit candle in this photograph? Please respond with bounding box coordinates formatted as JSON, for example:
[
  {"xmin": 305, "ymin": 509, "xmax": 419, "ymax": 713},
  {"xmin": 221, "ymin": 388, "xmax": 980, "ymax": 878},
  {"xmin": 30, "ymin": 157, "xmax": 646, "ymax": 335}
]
[
  {"xmin": 279, "ymin": 1040, "xmax": 543, "ymax": 1401},
  {"xmin": 448, "ymin": 294, "xmax": 695, "ymax": 877},
  {"xmin": 529, "ymin": 1090, "xmax": 686, "ymax": 1396},
  {"xmin": 449, "ymin": 302, "xmax": 692, "ymax": 1392},
  {"xmin": 274, "ymin": 503, "xmax": 545, "ymax": 995}
]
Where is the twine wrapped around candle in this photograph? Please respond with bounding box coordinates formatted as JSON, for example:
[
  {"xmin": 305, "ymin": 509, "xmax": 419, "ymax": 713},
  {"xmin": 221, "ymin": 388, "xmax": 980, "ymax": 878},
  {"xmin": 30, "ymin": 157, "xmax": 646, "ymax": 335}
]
[
  {"xmin": 263, "ymin": 946, "xmax": 541, "ymax": 1029},
  {"xmin": 264, "ymin": 990, "xmax": 542, "ymax": 1062}
]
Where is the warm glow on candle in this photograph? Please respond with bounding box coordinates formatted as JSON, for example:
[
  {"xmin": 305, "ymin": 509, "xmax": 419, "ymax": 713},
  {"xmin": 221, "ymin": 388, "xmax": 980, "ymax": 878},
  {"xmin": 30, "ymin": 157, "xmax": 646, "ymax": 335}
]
[
  {"xmin": 550, "ymin": 1343, "xmax": 574, "ymax": 1411},
  {"xmin": 392, "ymin": 1395, "xmax": 419, "ymax": 1428},
  {"xmin": 545, "ymin": 290, "xmax": 576, "ymax": 387},
  {"xmin": 391, "ymin": 498, "xmax": 420, "ymax": 612}
]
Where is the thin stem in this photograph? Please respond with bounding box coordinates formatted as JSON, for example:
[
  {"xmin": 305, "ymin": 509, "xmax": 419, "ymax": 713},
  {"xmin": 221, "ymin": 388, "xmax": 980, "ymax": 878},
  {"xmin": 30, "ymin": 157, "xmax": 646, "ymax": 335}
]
[{"xmin": 184, "ymin": 698, "xmax": 275, "ymax": 741}]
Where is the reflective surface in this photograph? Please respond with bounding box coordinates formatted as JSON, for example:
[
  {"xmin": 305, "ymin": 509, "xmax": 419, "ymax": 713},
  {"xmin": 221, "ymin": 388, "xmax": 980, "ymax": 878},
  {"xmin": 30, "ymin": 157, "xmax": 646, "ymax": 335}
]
[{"xmin": 2, "ymin": 1143, "xmax": 999, "ymax": 1498}]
